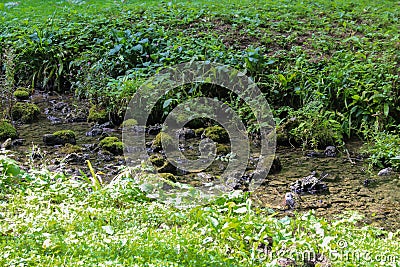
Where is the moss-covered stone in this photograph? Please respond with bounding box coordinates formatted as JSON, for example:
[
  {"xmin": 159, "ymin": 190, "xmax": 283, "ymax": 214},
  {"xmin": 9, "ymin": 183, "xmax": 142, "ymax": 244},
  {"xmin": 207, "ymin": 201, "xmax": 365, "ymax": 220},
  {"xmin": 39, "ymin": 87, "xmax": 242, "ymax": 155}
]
[
  {"xmin": 217, "ymin": 144, "xmax": 230, "ymax": 154},
  {"xmin": 59, "ymin": 143, "xmax": 82, "ymax": 154},
  {"xmin": 159, "ymin": 172, "xmax": 177, "ymax": 182},
  {"xmin": 54, "ymin": 130, "xmax": 76, "ymax": 139},
  {"xmin": 152, "ymin": 132, "xmax": 173, "ymax": 150},
  {"xmin": 149, "ymin": 155, "xmax": 165, "ymax": 167},
  {"xmin": 203, "ymin": 125, "xmax": 229, "ymax": 143},
  {"xmin": 121, "ymin": 119, "xmax": 138, "ymax": 127},
  {"xmin": 88, "ymin": 105, "xmax": 108, "ymax": 123},
  {"xmin": 13, "ymin": 90, "xmax": 30, "ymax": 100},
  {"xmin": 43, "ymin": 130, "xmax": 76, "ymax": 146},
  {"xmin": 194, "ymin": 128, "xmax": 204, "ymax": 137},
  {"xmin": 12, "ymin": 102, "xmax": 40, "ymax": 123},
  {"xmin": 0, "ymin": 120, "xmax": 18, "ymax": 141},
  {"xmin": 99, "ymin": 136, "xmax": 123, "ymax": 155}
]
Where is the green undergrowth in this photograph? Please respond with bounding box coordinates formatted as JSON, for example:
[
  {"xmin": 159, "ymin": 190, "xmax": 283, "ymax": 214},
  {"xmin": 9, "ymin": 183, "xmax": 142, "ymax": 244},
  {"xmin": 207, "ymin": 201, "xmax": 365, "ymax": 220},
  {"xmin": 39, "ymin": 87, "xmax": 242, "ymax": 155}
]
[
  {"xmin": 0, "ymin": 156, "xmax": 399, "ymax": 266},
  {"xmin": 1, "ymin": 0, "xmax": 399, "ymax": 143}
]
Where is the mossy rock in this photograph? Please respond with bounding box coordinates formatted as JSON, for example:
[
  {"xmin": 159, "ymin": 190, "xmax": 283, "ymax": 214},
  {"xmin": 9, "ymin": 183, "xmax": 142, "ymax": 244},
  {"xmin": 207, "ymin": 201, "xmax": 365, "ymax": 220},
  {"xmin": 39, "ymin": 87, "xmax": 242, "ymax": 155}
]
[
  {"xmin": 159, "ymin": 173, "xmax": 177, "ymax": 183},
  {"xmin": 12, "ymin": 102, "xmax": 40, "ymax": 123},
  {"xmin": 59, "ymin": 143, "xmax": 82, "ymax": 154},
  {"xmin": 88, "ymin": 105, "xmax": 108, "ymax": 124},
  {"xmin": 152, "ymin": 132, "xmax": 174, "ymax": 150},
  {"xmin": 121, "ymin": 119, "xmax": 138, "ymax": 127},
  {"xmin": 149, "ymin": 155, "xmax": 165, "ymax": 167},
  {"xmin": 0, "ymin": 120, "xmax": 18, "ymax": 141},
  {"xmin": 13, "ymin": 90, "xmax": 30, "ymax": 100},
  {"xmin": 54, "ymin": 130, "xmax": 76, "ymax": 139},
  {"xmin": 99, "ymin": 136, "xmax": 123, "ymax": 155},
  {"xmin": 156, "ymin": 161, "xmax": 176, "ymax": 174},
  {"xmin": 43, "ymin": 130, "xmax": 76, "ymax": 146},
  {"xmin": 194, "ymin": 128, "xmax": 204, "ymax": 137},
  {"xmin": 203, "ymin": 126, "xmax": 229, "ymax": 143},
  {"xmin": 217, "ymin": 144, "xmax": 230, "ymax": 154}
]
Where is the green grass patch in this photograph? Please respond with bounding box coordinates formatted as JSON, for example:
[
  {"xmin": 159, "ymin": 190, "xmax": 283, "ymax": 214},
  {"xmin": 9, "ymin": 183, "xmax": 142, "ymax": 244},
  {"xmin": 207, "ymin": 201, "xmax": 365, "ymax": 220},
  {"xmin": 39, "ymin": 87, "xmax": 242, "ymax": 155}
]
[{"xmin": 0, "ymin": 156, "xmax": 399, "ymax": 266}]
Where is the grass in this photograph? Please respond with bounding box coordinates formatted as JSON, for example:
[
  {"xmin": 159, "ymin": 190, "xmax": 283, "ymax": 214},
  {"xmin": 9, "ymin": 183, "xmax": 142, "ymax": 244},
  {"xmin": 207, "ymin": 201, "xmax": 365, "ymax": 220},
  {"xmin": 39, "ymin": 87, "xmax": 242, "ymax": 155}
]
[{"xmin": 0, "ymin": 156, "xmax": 399, "ymax": 266}]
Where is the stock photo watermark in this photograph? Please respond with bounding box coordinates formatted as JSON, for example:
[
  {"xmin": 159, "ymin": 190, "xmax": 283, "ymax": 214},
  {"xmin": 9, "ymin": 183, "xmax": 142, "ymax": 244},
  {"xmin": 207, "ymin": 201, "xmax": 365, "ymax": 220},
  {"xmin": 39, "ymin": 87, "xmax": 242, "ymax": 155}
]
[
  {"xmin": 268, "ymin": 239, "xmax": 399, "ymax": 265},
  {"xmin": 122, "ymin": 61, "xmax": 276, "ymax": 206}
]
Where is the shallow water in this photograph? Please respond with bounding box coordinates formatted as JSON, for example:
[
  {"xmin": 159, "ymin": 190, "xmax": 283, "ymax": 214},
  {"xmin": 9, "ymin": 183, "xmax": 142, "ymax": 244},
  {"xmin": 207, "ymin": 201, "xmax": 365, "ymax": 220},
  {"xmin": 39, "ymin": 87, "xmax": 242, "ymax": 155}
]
[{"xmin": 7, "ymin": 93, "xmax": 400, "ymax": 232}]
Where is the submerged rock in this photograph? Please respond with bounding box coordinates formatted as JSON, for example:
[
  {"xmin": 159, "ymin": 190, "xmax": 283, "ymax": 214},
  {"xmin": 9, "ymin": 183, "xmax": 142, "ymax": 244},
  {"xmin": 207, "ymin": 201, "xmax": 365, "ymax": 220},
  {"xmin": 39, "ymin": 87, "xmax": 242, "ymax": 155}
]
[
  {"xmin": 324, "ymin": 146, "xmax": 337, "ymax": 157},
  {"xmin": 63, "ymin": 153, "xmax": 87, "ymax": 164}
]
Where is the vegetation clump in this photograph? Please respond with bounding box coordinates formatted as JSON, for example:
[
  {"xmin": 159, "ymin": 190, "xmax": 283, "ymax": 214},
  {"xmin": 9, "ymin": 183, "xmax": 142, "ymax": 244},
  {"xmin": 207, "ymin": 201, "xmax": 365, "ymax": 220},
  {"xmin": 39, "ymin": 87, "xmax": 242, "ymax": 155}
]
[
  {"xmin": 0, "ymin": 120, "xmax": 18, "ymax": 141},
  {"xmin": 11, "ymin": 102, "xmax": 40, "ymax": 123},
  {"xmin": 99, "ymin": 136, "xmax": 123, "ymax": 155},
  {"xmin": 203, "ymin": 126, "xmax": 229, "ymax": 143},
  {"xmin": 87, "ymin": 105, "xmax": 108, "ymax": 124},
  {"xmin": 362, "ymin": 131, "xmax": 400, "ymax": 170}
]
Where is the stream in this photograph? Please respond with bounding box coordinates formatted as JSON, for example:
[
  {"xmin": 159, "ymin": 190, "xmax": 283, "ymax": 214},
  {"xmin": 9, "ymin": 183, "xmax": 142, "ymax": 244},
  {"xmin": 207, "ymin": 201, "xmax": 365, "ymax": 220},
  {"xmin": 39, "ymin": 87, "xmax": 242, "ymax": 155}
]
[{"xmin": 4, "ymin": 93, "xmax": 400, "ymax": 232}]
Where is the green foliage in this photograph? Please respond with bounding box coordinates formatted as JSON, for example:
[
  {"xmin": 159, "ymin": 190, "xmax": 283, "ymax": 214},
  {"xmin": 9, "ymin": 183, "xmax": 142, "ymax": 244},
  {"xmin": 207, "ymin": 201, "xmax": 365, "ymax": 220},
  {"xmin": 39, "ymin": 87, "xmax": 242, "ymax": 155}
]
[
  {"xmin": 0, "ymin": 120, "xmax": 18, "ymax": 141},
  {"xmin": 362, "ymin": 131, "xmax": 400, "ymax": 170},
  {"xmin": 11, "ymin": 102, "xmax": 40, "ymax": 123},
  {"xmin": 0, "ymin": 156, "xmax": 398, "ymax": 266},
  {"xmin": 203, "ymin": 125, "xmax": 229, "ymax": 143},
  {"xmin": 99, "ymin": 136, "xmax": 123, "ymax": 155},
  {"xmin": 87, "ymin": 105, "xmax": 108, "ymax": 124},
  {"xmin": 288, "ymin": 102, "xmax": 344, "ymax": 148},
  {"xmin": 1, "ymin": 0, "xmax": 399, "ymax": 139}
]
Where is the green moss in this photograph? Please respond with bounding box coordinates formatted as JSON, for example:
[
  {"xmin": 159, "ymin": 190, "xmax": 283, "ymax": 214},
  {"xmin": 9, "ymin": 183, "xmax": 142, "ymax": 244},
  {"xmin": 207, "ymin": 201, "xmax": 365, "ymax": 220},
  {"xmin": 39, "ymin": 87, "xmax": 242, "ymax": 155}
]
[
  {"xmin": 194, "ymin": 128, "xmax": 204, "ymax": 137},
  {"xmin": 0, "ymin": 120, "xmax": 18, "ymax": 141},
  {"xmin": 53, "ymin": 130, "xmax": 76, "ymax": 139},
  {"xmin": 159, "ymin": 173, "xmax": 177, "ymax": 182},
  {"xmin": 203, "ymin": 126, "xmax": 229, "ymax": 143},
  {"xmin": 217, "ymin": 144, "xmax": 230, "ymax": 154},
  {"xmin": 59, "ymin": 143, "xmax": 82, "ymax": 154},
  {"xmin": 152, "ymin": 132, "xmax": 173, "ymax": 149},
  {"xmin": 11, "ymin": 102, "xmax": 40, "ymax": 123},
  {"xmin": 149, "ymin": 155, "xmax": 165, "ymax": 167},
  {"xmin": 99, "ymin": 136, "xmax": 123, "ymax": 155},
  {"xmin": 121, "ymin": 119, "xmax": 138, "ymax": 127},
  {"xmin": 13, "ymin": 90, "xmax": 30, "ymax": 100},
  {"xmin": 88, "ymin": 105, "xmax": 108, "ymax": 123}
]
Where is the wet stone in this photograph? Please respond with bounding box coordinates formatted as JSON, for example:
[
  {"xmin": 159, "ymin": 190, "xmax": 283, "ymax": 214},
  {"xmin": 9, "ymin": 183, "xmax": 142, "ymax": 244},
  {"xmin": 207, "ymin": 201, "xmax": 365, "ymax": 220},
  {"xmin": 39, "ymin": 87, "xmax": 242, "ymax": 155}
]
[
  {"xmin": 43, "ymin": 134, "xmax": 76, "ymax": 146},
  {"xmin": 11, "ymin": 139, "xmax": 24, "ymax": 146}
]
